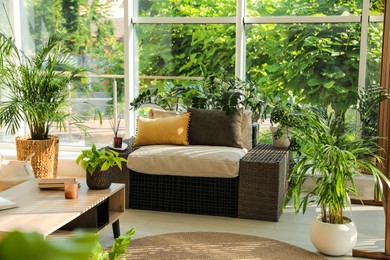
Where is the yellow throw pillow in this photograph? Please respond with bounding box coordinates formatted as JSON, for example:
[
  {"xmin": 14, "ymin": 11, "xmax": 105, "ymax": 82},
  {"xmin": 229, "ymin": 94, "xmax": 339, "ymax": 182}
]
[{"xmin": 134, "ymin": 113, "xmax": 191, "ymax": 146}]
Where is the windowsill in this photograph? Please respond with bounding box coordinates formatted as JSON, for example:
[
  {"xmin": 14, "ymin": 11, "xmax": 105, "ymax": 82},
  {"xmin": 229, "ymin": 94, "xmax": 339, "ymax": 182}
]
[
  {"xmin": 0, "ymin": 143, "xmax": 85, "ymax": 177},
  {"xmin": 0, "ymin": 143, "xmax": 83, "ymax": 158}
]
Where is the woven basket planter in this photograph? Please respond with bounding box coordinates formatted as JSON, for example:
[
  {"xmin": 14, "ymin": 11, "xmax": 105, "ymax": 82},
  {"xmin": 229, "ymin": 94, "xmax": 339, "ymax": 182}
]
[
  {"xmin": 15, "ymin": 135, "xmax": 59, "ymax": 179},
  {"xmin": 86, "ymin": 169, "xmax": 112, "ymax": 190}
]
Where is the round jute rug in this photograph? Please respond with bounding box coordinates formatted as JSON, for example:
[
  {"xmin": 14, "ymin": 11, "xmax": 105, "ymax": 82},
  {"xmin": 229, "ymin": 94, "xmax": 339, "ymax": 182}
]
[{"xmin": 118, "ymin": 232, "xmax": 326, "ymax": 259}]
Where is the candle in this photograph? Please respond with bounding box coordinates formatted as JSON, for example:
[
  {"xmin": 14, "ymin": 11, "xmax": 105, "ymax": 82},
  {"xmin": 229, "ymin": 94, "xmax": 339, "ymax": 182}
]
[{"xmin": 65, "ymin": 182, "xmax": 78, "ymax": 199}]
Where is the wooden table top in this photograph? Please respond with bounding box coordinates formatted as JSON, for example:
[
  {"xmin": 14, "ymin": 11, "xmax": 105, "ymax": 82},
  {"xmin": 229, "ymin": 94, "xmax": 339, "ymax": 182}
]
[{"xmin": 0, "ymin": 178, "xmax": 125, "ymax": 237}]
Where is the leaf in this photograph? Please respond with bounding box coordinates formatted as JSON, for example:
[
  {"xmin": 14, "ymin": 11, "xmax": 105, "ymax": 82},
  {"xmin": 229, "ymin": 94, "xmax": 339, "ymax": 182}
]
[{"xmin": 323, "ymin": 81, "xmax": 335, "ymax": 89}]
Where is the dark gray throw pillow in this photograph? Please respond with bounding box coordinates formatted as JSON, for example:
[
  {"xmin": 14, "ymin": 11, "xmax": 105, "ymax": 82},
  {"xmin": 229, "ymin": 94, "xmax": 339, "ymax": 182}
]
[{"xmin": 188, "ymin": 108, "xmax": 243, "ymax": 148}]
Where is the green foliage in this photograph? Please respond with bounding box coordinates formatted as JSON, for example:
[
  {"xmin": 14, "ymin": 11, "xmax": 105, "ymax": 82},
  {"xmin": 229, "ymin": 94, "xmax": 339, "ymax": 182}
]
[
  {"xmin": 76, "ymin": 144, "xmax": 127, "ymax": 175},
  {"xmin": 0, "ymin": 230, "xmax": 97, "ymax": 260},
  {"xmin": 356, "ymin": 85, "xmax": 390, "ymax": 140},
  {"xmin": 90, "ymin": 228, "xmax": 135, "ymax": 260},
  {"xmin": 247, "ymin": 22, "xmax": 362, "ymax": 112},
  {"xmin": 0, "ymin": 32, "xmax": 91, "ymax": 140},
  {"xmin": 131, "ymin": 70, "xmax": 268, "ymax": 117},
  {"xmin": 130, "ymin": 81, "xmax": 194, "ymax": 111},
  {"xmin": 264, "ymin": 100, "xmax": 309, "ymax": 151},
  {"xmin": 136, "ymin": 0, "xmax": 380, "ymax": 113},
  {"xmin": 21, "ymin": 0, "xmax": 384, "ymax": 123},
  {"xmin": 27, "ymin": 0, "xmax": 115, "ymax": 56},
  {"xmin": 285, "ymin": 107, "xmax": 390, "ymax": 224},
  {"xmin": 137, "ymin": 23, "xmax": 235, "ymax": 81},
  {"xmin": 0, "ymin": 228, "xmax": 135, "ymax": 260}
]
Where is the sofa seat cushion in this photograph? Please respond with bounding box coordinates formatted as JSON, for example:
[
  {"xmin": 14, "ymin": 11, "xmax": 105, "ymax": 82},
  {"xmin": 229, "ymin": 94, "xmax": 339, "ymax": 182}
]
[{"xmin": 127, "ymin": 145, "xmax": 247, "ymax": 178}]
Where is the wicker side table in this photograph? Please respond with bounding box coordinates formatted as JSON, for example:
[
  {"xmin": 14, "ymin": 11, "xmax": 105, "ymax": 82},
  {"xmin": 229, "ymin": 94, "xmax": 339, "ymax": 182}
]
[
  {"xmin": 103, "ymin": 138, "xmax": 134, "ymax": 209},
  {"xmin": 238, "ymin": 144, "xmax": 290, "ymax": 222}
]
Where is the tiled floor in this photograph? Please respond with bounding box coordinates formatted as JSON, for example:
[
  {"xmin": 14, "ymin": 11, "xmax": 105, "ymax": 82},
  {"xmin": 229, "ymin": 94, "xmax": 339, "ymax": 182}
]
[{"xmin": 99, "ymin": 203, "xmax": 387, "ymax": 259}]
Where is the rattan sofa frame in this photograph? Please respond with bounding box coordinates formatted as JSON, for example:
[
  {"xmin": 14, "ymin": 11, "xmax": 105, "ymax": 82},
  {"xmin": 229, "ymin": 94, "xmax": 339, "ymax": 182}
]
[{"xmin": 122, "ymin": 137, "xmax": 290, "ymax": 222}]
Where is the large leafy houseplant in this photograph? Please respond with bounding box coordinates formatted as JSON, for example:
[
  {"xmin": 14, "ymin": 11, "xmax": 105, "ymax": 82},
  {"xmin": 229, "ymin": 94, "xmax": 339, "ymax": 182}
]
[
  {"xmin": 0, "ymin": 31, "xmax": 100, "ymax": 178},
  {"xmin": 286, "ymin": 107, "xmax": 389, "ymax": 224},
  {"xmin": 0, "ymin": 32, "xmax": 86, "ymax": 140},
  {"xmin": 285, "ymin": 107, "xmax": 390, "ymax": 255}
]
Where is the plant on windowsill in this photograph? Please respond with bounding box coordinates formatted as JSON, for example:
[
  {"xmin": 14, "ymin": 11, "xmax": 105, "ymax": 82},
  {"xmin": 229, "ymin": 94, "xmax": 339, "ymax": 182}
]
[
  {"xmin": 284, "ymin": 106, "xmax": 390, "ymax": 256},
  {"xmin": 76, "ymin": 144, "xmax": 127, "ymax": 190},
  {"xmin": 264, "ymin": 99, "xmax": 307, "ymax": 149},
  {"xmin": 130, "ymin": 69, "xmax": 268, "ymax": 121},
  {"xmin": 0, "ymin": 31, "xmax": 100, "ymax": 178}
]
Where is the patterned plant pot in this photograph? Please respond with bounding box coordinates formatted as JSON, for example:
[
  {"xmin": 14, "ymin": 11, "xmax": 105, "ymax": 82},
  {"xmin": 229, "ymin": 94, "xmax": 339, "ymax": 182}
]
[
  {"xmin": 86, "ymin": 169, "xmax": 112, "ymax": 190},
  {"xmin": 16, "ymin": 135, "xmax": 59, "ymax": 178}
]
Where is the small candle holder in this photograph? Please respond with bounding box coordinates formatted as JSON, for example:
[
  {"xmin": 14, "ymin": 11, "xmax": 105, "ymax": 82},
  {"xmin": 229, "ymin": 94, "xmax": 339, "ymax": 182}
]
[
  {"xmin": 114, "ymin": 136, "xmax": 123, "ymax": 148},
  {"xmin": 65, "ymin": 182, "xmax": 79, "ymax": 199}
]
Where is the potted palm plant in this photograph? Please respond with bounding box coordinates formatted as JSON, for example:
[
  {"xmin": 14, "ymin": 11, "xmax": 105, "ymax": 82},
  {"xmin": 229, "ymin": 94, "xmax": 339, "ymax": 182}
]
[
  {"xmin": 285, "ymin": 106, "xmax": 390, "ymax": 256},
  {"xmin": 76, "ymin": 144, "xmax": 127, "ymax": 189},
  {"xmin": 0, "ymin": 32, "xmax": 89, "ymax": 178}
]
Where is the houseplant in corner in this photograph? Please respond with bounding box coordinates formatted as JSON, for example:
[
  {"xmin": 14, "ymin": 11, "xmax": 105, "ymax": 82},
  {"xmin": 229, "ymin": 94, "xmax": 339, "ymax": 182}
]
[
  {"xmin": 0, "ymin": 32, "xmax": 90, "ymax": 178},
  {"xmin": 76, "ymin": 144, "xmax": 127, "ymax": 189},
  {"xmin": 285, "ymin": 106, "xmax": 390, "ymax": 256}
]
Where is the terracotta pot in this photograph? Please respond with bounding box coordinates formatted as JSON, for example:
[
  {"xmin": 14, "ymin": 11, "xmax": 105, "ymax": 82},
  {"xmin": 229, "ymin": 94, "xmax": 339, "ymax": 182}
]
[{"xmin": 86, "ymin": 169, "xmax": 112, "ymax": 190}]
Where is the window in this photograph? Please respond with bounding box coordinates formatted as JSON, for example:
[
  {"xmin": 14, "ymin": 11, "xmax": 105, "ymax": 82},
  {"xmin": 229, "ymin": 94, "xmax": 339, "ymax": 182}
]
[{"xmin": 0, "ymin": 0, "xmax": 385, "ymax": 147}]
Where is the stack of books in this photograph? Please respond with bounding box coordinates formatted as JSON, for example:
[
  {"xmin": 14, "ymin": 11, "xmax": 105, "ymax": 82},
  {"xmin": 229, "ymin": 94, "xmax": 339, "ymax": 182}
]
[{"xmin": 38, "ymin": 178, "xmax": 80, "ymax": 190}]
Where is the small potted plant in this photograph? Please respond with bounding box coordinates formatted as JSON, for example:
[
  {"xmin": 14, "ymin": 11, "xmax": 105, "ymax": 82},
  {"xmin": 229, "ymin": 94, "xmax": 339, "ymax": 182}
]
[
  {"xmin": 76, "ymin": 144, "xmax": 127, "ymax": 189},
  {"xmin": 264, "ymin": 100, "xmax": 306, "ymax": 148}
]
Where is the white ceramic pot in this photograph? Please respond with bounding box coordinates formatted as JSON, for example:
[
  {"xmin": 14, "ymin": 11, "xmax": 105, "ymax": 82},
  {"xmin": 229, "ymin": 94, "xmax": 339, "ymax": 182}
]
[
  {"xmin": 310, "ymin": 215, "xmax": 357, "ymax": 256},
  {"xmin": 270, "ymin": 126, "xmax": 290, "ymax": 147}
]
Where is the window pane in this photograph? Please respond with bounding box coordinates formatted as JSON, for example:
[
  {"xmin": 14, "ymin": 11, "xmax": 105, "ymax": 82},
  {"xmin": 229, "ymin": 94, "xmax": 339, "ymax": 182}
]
[
  {"xmin": 0, "ymin": 0, "xmax": 10, "ymax": 33},
  {"xmin": 370, "ymin": 0, "xmax": 384, "ymax": 14},
  {"xmin": 138, "ymin": 0, "xmax": 236, "ymax": 17},
  {"xmin": 247, "ymin": 0, "xmax": 362, "ymax": 16},
  {"xmin": 366, "ymin": 22, "xmax": 383, "ymax": 86},
  {"xmin": 136, "ymin": 24, "xmax": 235, "ymax": 77},
  {"xmin": 246, "ymin": 23, "xmax": 361, "ymax": 113},
  {"xmin": 0, "ymin": 0, "xmax": 125, "ymax": 147},
  {"xmin": 50, "ymin": 77, "xmax": 125, "ymax": 147}
]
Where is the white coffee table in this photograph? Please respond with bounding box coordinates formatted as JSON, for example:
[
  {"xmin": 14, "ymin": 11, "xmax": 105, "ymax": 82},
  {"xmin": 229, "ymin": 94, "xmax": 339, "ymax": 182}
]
[{"xmin": 0, "ymin": 178, "xmax": 125, "ymax": 238}]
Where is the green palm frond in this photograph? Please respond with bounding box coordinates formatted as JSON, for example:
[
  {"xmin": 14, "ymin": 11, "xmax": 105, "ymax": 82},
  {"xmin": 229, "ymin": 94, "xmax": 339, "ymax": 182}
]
[
  {"xmin": 285, "ymin": 106, "xmax": 390, "ymax": 224},
  {"xmin": 0, "ymin": 31, "xmax": 91, "ymax": 140}
]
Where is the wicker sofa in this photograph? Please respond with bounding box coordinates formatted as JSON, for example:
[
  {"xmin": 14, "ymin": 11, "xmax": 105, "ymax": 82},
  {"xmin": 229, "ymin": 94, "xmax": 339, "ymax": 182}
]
[{"xmin": 125, "ymin": 108, "xmax": 290, "ymax": 221}]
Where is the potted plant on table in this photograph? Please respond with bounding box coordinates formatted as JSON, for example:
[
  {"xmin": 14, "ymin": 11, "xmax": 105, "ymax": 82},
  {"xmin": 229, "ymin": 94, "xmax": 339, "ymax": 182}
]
[
  {"xmin": 0, "ymin": 32, "xmax": 94, "ymax": 178},
  {"xmin": 76, "ymin": 144, "xmax": 127, "ymax": 189},
  {"xmin": 285, "ymin": 106, "xmax": 390, "ymax": 256}
]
